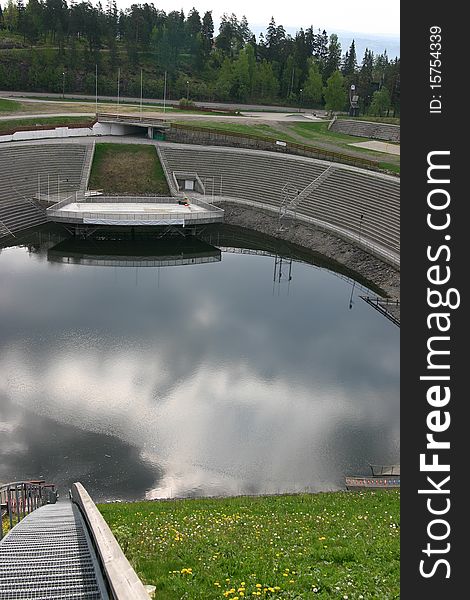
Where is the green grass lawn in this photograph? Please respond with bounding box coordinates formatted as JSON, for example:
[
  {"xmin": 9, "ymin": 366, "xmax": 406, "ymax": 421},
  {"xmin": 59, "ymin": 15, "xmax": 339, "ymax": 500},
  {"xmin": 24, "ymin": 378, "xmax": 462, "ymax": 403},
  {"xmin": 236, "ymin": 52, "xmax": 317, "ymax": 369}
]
[
  {"xmin": 0, "ymin": 115, "xmax": 93, "ymax": 133},
  {"xmin": 99, "ymin": 490, "xmax": 400, "ymax": 599},
  {"xmin": 88, "ymin": 143, "xmax": 170, "ymax": 195},
  {"xmin": 0, "ymin": 98, "xmax": 22, "ymax": 113},
  {"xmin": 287, "ymin": 121, "xmax": 370, "ymax": 145}
]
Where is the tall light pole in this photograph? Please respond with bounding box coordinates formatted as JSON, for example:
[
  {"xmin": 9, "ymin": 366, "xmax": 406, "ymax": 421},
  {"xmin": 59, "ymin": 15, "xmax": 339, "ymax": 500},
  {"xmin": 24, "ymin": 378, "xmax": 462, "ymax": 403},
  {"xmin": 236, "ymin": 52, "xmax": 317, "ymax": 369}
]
[
  {"xmin": 95, "ymin": 64, "xmax": 98, "ymax": 114},
  {"xmin": 140, "ymin": 68, "xmax": 143, "ymax": 120},
  {"xmin": 186, "ymin": 80, "xmax": 189, "ymax": 100},
  {"xmin": 62, "ymin": 71, "xmax": 65, "ymax": 100},
  {"xmin": 117, "ymin": 67, "xmax": 120, "ymax": 110},
  {"xmin": 163, "ymin": 71, "xmax": 167, "ymax": 113},
  {"xmin": 299, "ymin": 88, "xmax": 303, "ymax": 113}
]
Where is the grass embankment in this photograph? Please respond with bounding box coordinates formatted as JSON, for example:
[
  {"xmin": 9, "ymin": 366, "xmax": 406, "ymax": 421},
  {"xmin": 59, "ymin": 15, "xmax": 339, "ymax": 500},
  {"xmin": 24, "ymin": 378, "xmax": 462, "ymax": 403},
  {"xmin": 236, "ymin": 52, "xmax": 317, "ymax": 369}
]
[
  {"xmin": 0, "ymin": 115, "xmax": 93, "ymax": 134},
  {"xmin": 176, "ymin": 119, "xmax": 400, "ymax": 174},
  {"xmin": 88, "ymin": 143, "xmax": 170, "ymax": 195},
  {"xmin": 175, "ymin": 120, "xmax": 300, "ymax": 143},
  {"xmin": 99, "ymin": 490, "xmax": 400, "ymax": 600}
]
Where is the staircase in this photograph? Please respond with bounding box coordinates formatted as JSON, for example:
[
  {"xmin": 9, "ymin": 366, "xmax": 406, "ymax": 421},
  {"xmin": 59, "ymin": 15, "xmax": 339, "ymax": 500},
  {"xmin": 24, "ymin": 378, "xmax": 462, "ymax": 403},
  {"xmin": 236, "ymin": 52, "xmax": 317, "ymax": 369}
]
[{"xmin": 0, "ymin": 503, "xmax": 108, "ymax": 599}]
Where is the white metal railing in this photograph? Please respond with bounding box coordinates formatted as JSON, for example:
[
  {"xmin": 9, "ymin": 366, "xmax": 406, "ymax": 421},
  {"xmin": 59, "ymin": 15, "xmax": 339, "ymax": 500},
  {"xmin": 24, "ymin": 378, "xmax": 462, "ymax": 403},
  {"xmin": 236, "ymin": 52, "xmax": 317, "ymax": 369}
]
[
  {"xmin": 0, "ymin": 220, "xmax": 15, "ymax": 238},
  {"xmin": 295, "ymin": 166, "xmax": 334, "ymax": 205}
]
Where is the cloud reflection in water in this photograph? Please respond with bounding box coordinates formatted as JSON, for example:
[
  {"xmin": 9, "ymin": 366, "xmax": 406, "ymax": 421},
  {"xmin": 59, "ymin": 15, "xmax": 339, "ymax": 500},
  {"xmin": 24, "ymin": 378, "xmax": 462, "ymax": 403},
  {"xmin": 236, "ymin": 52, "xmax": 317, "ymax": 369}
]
[{"xmin": 0, "ymin": 238, "xmax": 399, "ymax": 500}]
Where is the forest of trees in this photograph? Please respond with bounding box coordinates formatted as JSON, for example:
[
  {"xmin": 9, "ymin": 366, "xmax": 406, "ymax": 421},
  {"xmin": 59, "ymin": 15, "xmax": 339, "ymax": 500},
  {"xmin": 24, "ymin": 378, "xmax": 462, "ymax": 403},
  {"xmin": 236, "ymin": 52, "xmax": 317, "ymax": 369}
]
[{"xmin": 0, "ymin": 1, "xmax": 400, "ymax": 114}]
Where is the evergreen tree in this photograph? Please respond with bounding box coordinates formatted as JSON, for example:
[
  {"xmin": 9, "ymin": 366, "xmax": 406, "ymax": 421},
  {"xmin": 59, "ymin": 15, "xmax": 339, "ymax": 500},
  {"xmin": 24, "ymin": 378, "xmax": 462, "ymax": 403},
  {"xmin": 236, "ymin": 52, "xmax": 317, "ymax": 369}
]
[
  {"xmin": 201, "ymin": 10, "xmax": 214, "ymax": 57},
  {"xmin": 323, "ymin": 34, "xmax": 341, "ymax": 82},
  {"xmin": 342, "ymin": 40, "xmax": 357, "ymax": 77},
  {"xmin": 358, "ymin": 48, "xmax": 374, "ymax": 111},
  {"xmin": 3, "ymin": 0, "xmax": 18, "ymax": 31}
]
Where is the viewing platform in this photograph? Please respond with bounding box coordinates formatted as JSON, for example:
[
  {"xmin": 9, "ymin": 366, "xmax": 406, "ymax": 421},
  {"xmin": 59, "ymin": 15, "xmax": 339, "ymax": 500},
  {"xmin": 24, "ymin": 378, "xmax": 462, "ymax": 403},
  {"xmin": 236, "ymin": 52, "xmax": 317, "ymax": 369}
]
[{"xmin": 46, "ymin": 196, "xmax": 224, "ymax": 228}]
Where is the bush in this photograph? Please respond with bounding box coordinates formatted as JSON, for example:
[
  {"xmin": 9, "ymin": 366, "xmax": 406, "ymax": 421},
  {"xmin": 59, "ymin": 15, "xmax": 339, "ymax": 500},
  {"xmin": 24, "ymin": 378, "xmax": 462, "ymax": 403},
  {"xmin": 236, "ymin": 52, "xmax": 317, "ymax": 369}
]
[{"xmin": 178, "ymin": 97, "xmax": 196, "ymax": 109}]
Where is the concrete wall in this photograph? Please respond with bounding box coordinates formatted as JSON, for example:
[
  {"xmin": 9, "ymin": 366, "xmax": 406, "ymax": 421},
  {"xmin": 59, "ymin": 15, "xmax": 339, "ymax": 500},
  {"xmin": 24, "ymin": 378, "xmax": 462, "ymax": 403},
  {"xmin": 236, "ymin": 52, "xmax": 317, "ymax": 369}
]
[
  {"xmin": 330, "ymin": 119, "xmax": 400, "ymax": 142},
  {"xmin": 0, "ymin": 122, "xmax": 137, "ymax": 144}
]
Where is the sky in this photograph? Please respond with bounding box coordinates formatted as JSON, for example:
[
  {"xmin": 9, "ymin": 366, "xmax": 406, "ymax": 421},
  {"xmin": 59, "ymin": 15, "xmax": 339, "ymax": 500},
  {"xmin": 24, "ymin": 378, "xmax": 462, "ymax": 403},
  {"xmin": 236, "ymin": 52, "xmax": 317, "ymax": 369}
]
[{"xmin": 115, "ymin": 0, "xmax": 400, "ymax": 37}]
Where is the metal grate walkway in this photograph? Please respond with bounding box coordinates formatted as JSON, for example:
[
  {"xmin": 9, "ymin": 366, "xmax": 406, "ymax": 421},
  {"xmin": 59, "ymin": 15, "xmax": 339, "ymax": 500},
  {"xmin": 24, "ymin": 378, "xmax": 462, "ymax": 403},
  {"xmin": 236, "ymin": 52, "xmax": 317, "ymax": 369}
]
[{"xmin": 0, "ymin": 502, "xmax": 109, "ymax": 599}]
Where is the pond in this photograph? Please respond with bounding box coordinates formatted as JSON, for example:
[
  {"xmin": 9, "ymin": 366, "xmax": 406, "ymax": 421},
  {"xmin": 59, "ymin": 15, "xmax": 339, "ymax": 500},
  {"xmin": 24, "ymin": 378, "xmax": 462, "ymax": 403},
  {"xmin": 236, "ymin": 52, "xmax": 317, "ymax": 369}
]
[{"xmin": 0, "ymin": 226, "xmax": 399, "ymax": 501}]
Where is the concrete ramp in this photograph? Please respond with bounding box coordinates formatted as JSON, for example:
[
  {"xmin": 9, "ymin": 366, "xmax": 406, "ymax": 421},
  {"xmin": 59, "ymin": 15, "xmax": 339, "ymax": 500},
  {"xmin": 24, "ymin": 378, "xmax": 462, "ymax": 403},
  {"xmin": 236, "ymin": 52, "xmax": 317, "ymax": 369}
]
[{"xmin": 0, "ymin": 502, "xmax": 108, "ymax": 599}]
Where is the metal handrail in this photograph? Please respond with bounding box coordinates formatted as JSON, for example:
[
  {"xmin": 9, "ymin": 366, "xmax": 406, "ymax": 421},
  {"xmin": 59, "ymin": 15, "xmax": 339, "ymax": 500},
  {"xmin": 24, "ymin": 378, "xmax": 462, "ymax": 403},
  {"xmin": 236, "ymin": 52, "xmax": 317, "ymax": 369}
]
[{"xmin": 0, "ymin": 481, "xmax": 57, "ymax": 540}]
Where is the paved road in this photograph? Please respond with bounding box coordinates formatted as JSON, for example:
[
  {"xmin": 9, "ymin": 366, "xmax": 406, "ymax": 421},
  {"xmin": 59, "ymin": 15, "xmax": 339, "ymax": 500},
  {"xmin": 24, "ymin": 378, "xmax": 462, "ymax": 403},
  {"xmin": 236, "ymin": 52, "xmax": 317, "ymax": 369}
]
[
  {"xmin": 0, "ymin": 108, "xmax": 320, "ymax": 124},
  {"xmin": 1, "ymin": 89, "xmax": 327, "ymax": 115}
]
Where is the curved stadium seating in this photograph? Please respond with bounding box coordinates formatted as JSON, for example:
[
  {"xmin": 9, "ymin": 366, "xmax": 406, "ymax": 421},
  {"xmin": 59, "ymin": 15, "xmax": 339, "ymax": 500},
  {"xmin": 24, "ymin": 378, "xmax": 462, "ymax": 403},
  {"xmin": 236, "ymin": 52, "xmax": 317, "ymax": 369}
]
[
  {"xmin": 158, "ymin": 143, "xmax": 400, "ymax": 262},
  {"xmin": 1, "ymin": 139, "xmax": 399, "ymax": 268},
  {"xmin": 0, "ymin": 142, "xmax": 91, "ymax": 235}
]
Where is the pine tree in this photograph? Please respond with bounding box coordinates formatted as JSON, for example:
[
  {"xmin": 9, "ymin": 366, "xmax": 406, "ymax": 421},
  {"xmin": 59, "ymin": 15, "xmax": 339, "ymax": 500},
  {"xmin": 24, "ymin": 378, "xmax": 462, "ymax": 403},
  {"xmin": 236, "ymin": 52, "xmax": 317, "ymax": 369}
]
[
  {"xmin": 323, "ymin": 34, "xmax": 341, "ymax": 82},
  {"xmin": 342, "ymin": 40, "xmax": 357, "ymax": 76},
  {"xmin": 201, "ymin": 10, "xmax": 214, "ymax": 57}
]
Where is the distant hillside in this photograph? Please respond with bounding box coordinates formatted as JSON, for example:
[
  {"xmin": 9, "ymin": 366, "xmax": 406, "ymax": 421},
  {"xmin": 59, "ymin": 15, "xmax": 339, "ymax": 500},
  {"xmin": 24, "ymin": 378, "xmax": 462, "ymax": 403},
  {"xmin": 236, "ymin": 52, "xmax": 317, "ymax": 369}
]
[{"xmin": 256, "ymin": 27, "xmax": 400, "ymax": 60}]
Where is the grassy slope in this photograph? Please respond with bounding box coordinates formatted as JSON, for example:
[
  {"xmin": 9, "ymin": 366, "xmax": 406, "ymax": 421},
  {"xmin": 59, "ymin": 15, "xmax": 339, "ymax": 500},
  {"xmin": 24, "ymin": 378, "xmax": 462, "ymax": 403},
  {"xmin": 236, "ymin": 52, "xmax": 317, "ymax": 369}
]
[
  {"xmin": 88, "ymin": 143, "xmax": 170, "ymax": 195},
  {"xmin": 175, "ymin": 120, "xmax": 400, "ymax": 174},
  {"xmin": 99, "ymin": 490, "xmax": 400, "ymax": 600},
  {"xmin": 0, "ymin": 115, "xmax": 93, "ymax": 133},
  {"xmin": 175, "ymin": 120, "xmax": 300, "ymax": 144}
]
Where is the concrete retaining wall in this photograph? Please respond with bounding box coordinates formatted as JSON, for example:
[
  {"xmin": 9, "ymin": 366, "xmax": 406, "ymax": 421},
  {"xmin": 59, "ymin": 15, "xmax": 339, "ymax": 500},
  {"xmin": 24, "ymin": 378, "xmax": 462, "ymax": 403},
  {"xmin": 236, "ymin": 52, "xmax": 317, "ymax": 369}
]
[
  {"xmin": 330, "ymin": 119, "xmax": 400, "ymax": 142},
  {"xmin": 0, "ymin": 122, "xmax": 136, "ymax": 144}
]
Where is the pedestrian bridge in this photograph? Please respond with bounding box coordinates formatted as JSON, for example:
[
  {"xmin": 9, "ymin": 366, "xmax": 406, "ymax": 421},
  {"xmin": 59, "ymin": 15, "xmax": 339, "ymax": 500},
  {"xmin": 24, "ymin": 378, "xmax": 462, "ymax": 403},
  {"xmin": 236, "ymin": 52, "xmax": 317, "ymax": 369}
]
[
  {"xmin": 0, "ymin": 481, "xmax": 150, "ymax": 599},
  {"xmin": 96, "ymin": 113, "xmax": 170, "ymax": 139}
]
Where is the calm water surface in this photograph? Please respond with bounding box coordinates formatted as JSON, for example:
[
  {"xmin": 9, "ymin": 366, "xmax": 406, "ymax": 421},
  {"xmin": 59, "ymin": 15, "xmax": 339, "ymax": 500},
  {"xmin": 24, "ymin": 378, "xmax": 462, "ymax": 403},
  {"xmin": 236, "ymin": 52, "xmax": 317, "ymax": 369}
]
[{"xmin": 0, "ymin": 228, "xmax": 399, "ymax": 501}]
